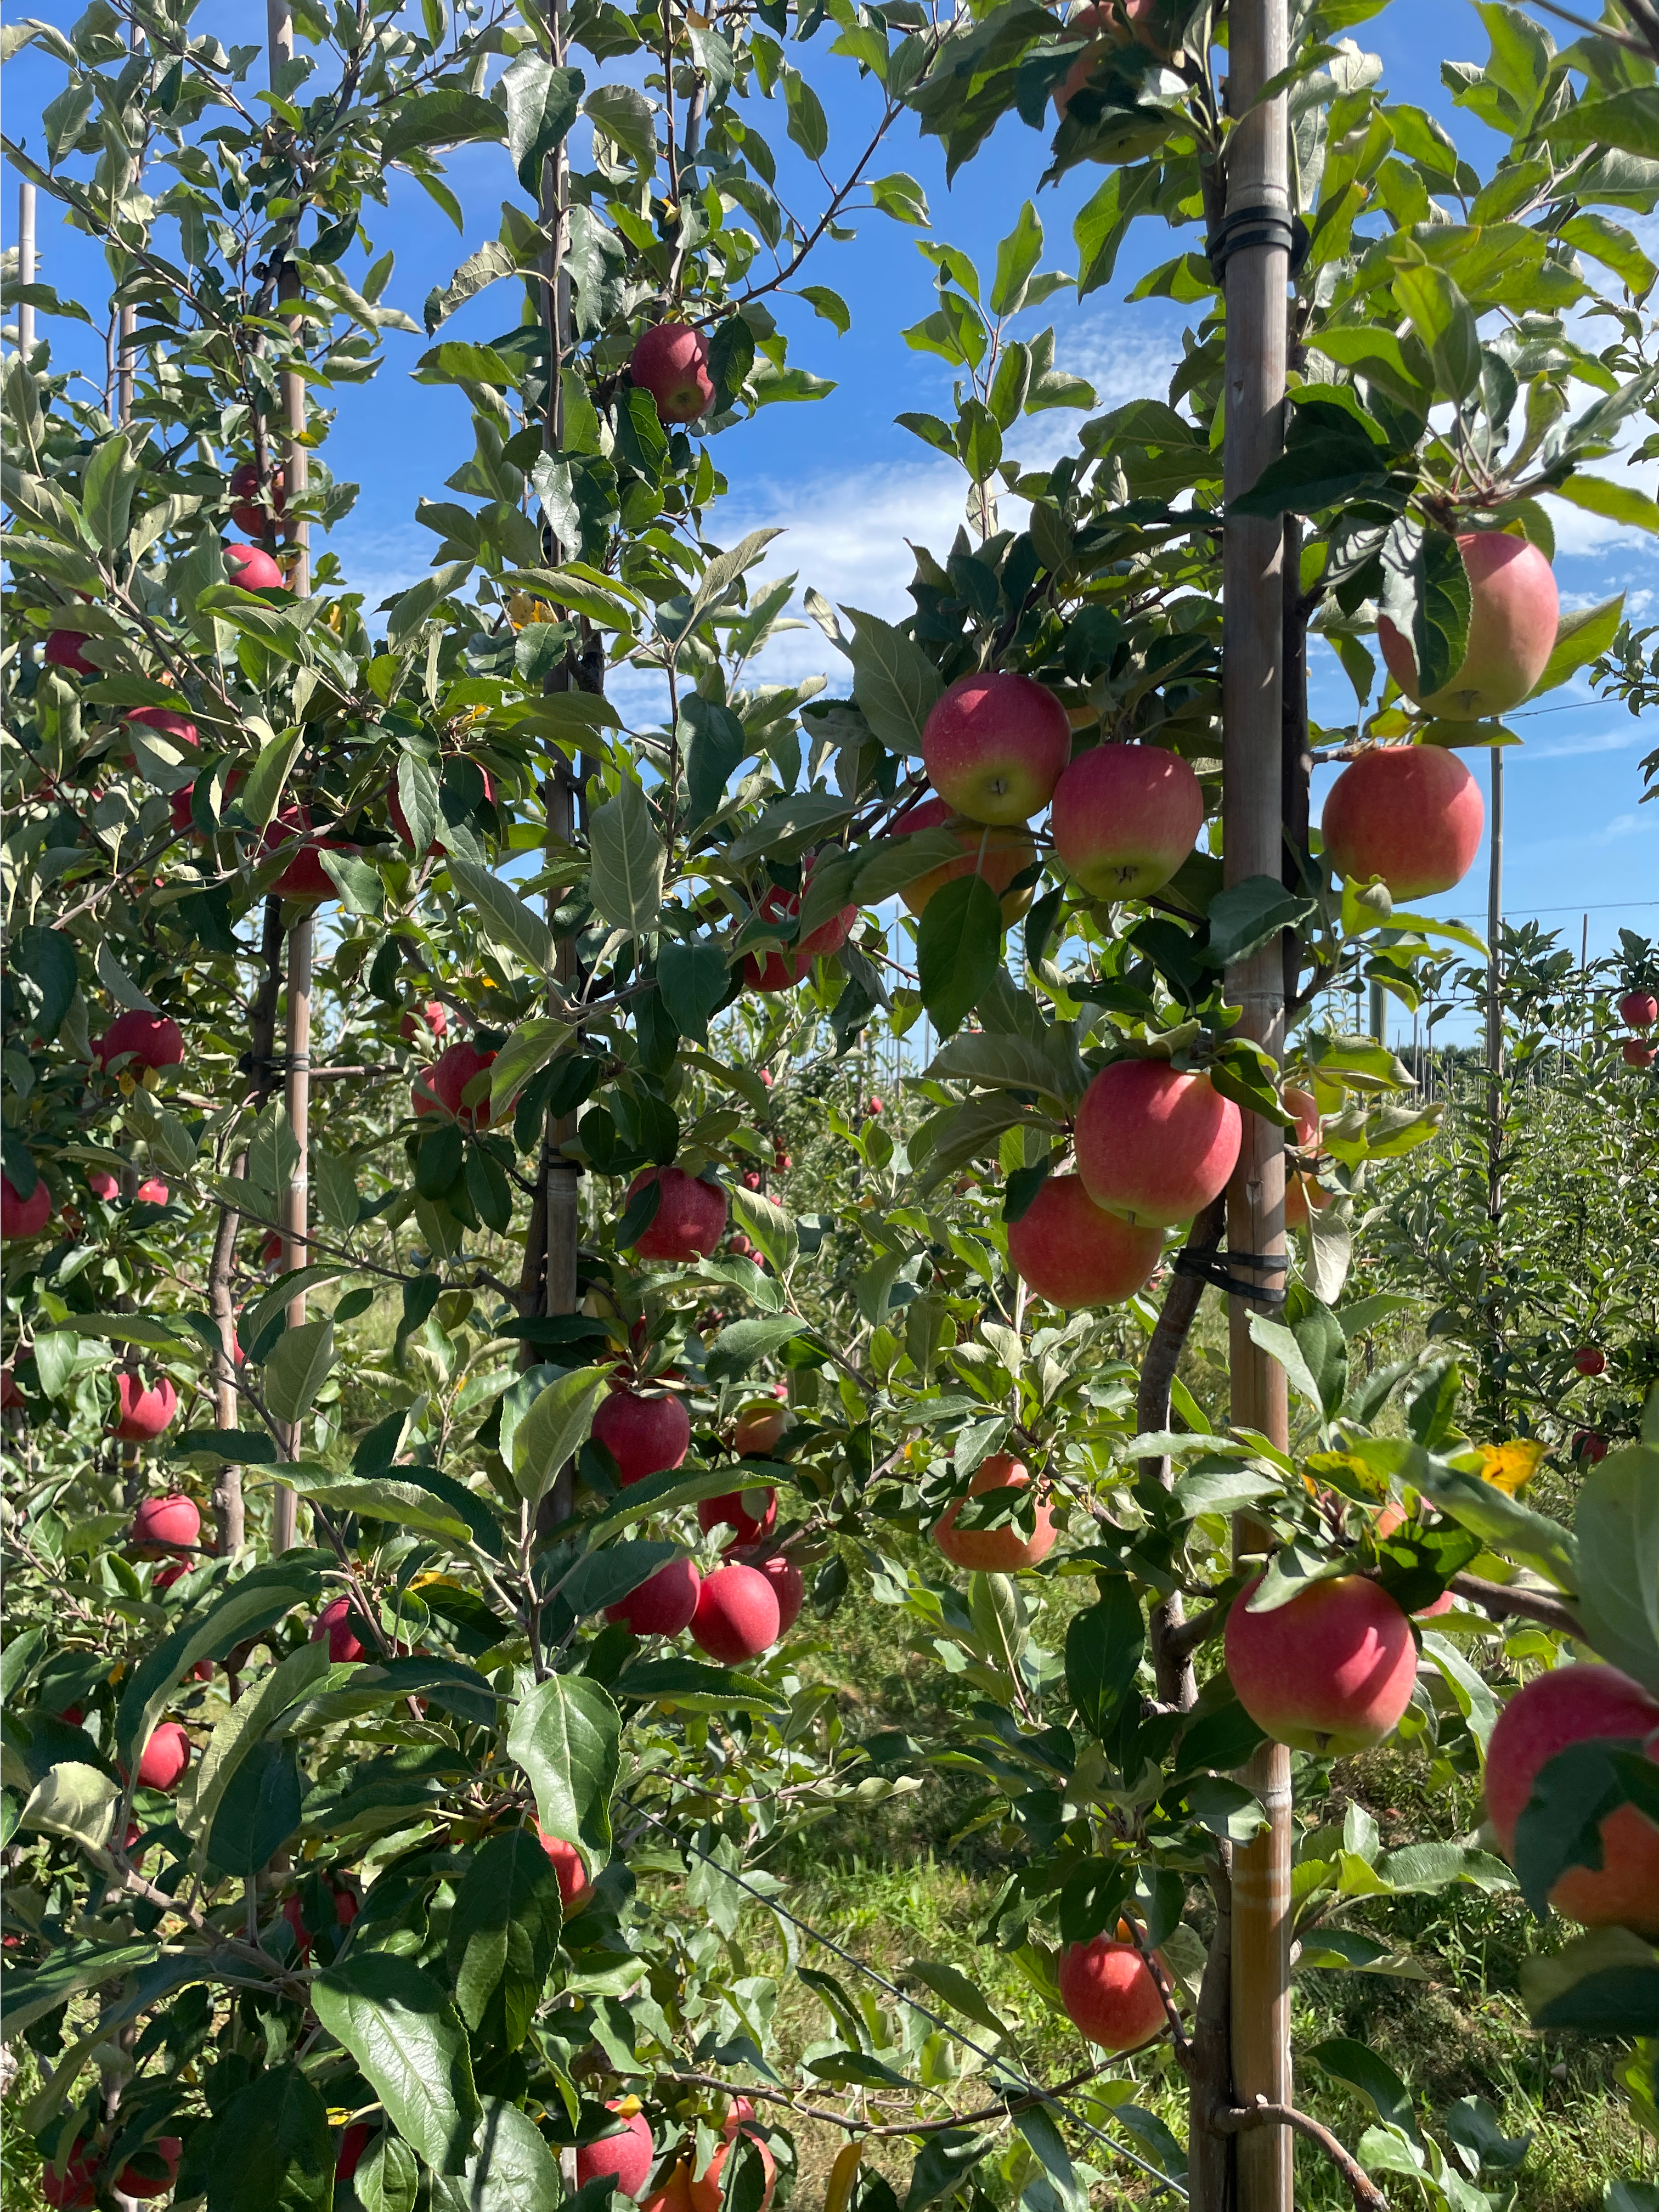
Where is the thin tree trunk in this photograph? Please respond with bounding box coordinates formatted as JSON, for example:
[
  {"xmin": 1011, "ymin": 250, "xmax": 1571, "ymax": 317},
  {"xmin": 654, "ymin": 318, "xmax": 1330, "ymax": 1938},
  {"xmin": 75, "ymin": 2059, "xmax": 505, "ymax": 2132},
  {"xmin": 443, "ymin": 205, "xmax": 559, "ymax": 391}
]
[
  {"xmin": 1139, "ymin": 1197, "xmax": 1226, "ymax": 1709},
  {"xmin": 16, "ymin": 179, "xmax": 36, "ymax": 358},
  {"xmin": 273, "ymin": 911, "xmax": 312, "ymax": 1543}
]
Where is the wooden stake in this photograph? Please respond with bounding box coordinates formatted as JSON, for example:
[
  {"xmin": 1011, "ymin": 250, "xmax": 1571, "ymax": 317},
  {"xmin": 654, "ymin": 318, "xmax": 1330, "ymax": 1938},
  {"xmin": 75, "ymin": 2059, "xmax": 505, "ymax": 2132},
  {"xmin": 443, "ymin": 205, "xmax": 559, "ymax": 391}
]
[
  {"xmin": 1485, "ymin": 748, "xmax": 1504, "ymax": 1223},
  {"xmin": 270, "ymin": 911, "xmax": 312, "ymax": 1549},
  {"xmin": 1220, "ymin": 0, "xmax": 1294, "ymax": 2198},
  {"xmin": 268, "ymin": 0, "xmax": 309, "ymax": 597},
  {"xmin": 16, "ymin": 177, "xmax": 35, "ymax": 358}
]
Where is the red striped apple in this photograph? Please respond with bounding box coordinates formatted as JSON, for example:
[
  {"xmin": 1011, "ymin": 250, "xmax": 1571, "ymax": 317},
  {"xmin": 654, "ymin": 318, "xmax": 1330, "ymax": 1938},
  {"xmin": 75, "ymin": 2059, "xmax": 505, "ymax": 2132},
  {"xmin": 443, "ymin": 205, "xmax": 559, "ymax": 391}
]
[
  {"xmin": 412, "ymin": 1039, "xmax": 497, "ymax": 1128},
  {"xmin": 1057, "ymin": 1928, "xmax": 1167, "ymax": 2051},
  {"xmin": 631, "ymin": 324, "xmax": 715, "ymax": 424},
  {"xmin": 136, "ymin": 1720, "xmax": 191, "ymax": 1792},
  {"xmin": 537, "ymin": 1826, "xmax": 592, "ymax": 1912},
  {"xmin": 130, "ymin": 1493, "xmax": 200, "ymax": 1555},
  {"xmin": 1224, "ymin": 1573, "xmax": 1417, "ymax": 1755},
  {"xmin": 224, "ymin": 541, "xmax": 285, "ymax": 590},
  {"xmin": 606, "ymin": 1555, "xmax": 702, "ymax": 1637},
  {"xmin": 594, "ymin": 1388, "xmax": 691, "ymax": 1486},
  {"xmin": 1006, "ymin": 1173, "xmax": 1163, "ymax": 1307},
  {"xmin": 1074, "ymin": 1060, "xmax": 1242, "ymax": 1228},
  {"xmin": 895, "ymin": 797, "xmax": 1037, "ymax": 922},
  {"xmin": 2, "ymin": 1171, "xmax": 53, "ymax": 1239},
  {"xmin": 625, "ymin": 1167, "xmax": 728, "ymax": 1261},
  {"xmin": 698, "ymin": 1487, "xmax": 777, "ymax": 1545},
  {"xmin": 1050, "ymin": 743, "xmax": 1203, "ymax": 900},
  {"xmin": 229, "ymin": 458, "xmax": 285, "ymax": 536},
  {"xmin": 921, "ymin": 671, "xmax": 1071, "ymax": 826},
  {"xmin": 94, "ymin": 1012, "xmax": 184, "ymax": 1073},
  {"xmin": 934, "ymin": 1454, "xmax": 1055, "ymax": 1572},
  {"xmin": 691, "ymin": 1562, "xmax": 781, "ymax": 1663},
  {"xmin": 1619, "ymin": 989, "xmax": 1657, "ymax": 1029},
  {"xmin": 1321, "ymin": 743, "xmax": 1484, "ymax": 900},
  {"xmin": 577, "ymin": 2107, "xmax": 656, "ymax": 2197},
  {"xmin": 1378, "ymin": 531, "xmax": 1558, "ymax": 718},
  {"xmin": 115, "ymin": 1374, "xmax": 178, "ymax": 1443}
]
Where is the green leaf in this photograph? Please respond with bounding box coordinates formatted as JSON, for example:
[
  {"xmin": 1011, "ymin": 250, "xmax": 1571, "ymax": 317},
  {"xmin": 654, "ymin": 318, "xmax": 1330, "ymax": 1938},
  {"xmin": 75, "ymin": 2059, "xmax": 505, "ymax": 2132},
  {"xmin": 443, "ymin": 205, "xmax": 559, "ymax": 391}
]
[
  {"xmin": 499, "ymin": 53, "xmax": 581, "ymax": 192},
  {"xmin": 311, "ymin": 1953, "xmax": 481, "ymax": 2175},
  {"xmin": 843, "ymin": 606, "xmax": 943, "ymax": 752},
  {"xmin": 657, "ymin": 939, "xmax": 732, "ymax": 1047},
  {"xmin": 545, "ymin": 1542, "xmax": 680, "ymax": 1631},
  {"xmin": 488, "ymin": 1018, "xmax": 571, "ymax": 1128},
  {"xmin": 1410, "ymin": 1449, "xmax": 1578, "ymax": 1592},
  {"xmin": 204, "ymin": 2064, "xmax": 333, "ymax": 2212},
  {"xmin": 902, "ymin": 2131, "xmax": 997, "ymax": 2212},
  {"xmin": 19, "ymin": 1761, "xmax": 119, "ymax": 1853},
  {"xmin": 506, "ymin": 1673, "xmax": 621, "ymax": 1865},
  {"xmin": 1392, "ymin": 264, "xmax": 1480, "ymax": 404},
  {"xmin": 706, "ymin": 1316, "xmax": 814, "ymax": 1384},
  {"xmin": 1307, "ymin": 2037, "xmax": 1417, "ymax": 2137},
  {"xmin": 990, "ymin": 201, "xmax": 1043, "ymax": 317},
  {"xmin": 1248, "ymin": 1313, "xmax": 1330, "ymax": 1419},
  {"xmin": 1065, "ymin": 1579, "xmax": 1144, "ymax": 1738},
  {"xmin": 396, "ymin": 753, "xmax": 442, "ymax": 856},
  {"xmin": 1510, "ymin": 1738, "xmax": 1640, "ymax": 1918},
  {"xmin": 1544, "ymin": 88, "xmax": 1659, "ymax": 159},
  {"xmin": 917, "ymin": 872, "xmax": 1002, "ymax": 1035},
  {"xmin": 730, "ymin": 1182, "xmax": 798, "ymax": 1274},
  {"xmin": 356, "ymin": 2136, "xmax": 420, "ymax": 2212},
  {"xmin": 444, "ymin": 853, "xmax": 553, "ymax": 973},
  {"xmin": 240, "ymin": 725, "xmax": 304, "ymax": 832},
  {"xmin": 1526, "ymin": 593, "xmax": 1622, "ymax": 701},
  {"xmin": 512, "ymin": 1363, "xmax": 613, "ymax": 1505},
  {"xmin": 1575, "ymin": 1443, "xmax": 1659, "ymax": 1691},
  {"xmin": 588, "ymin": 778, "xmax": 665, "ymax": 938},
  {"xmin": 682, "ymin": 693, "xmax": 749, "ymax": 823},
  {"xmin": 82, "ymin": 431, "xmax": 139, "ymax": 557},
  {"xmin": 904, "ymin": 1958, "xmax": 1008, "ymax": 2037},
  {"xmin": 205, "ymin": 1736, "xmax": 302, "ymax": 1877},
  {"xmin": 447, "ymin": 1829, "xmax": 563, "ymax": 2049},
  {"xmin": 610, "ymin": 1654, "xmax": 787, "ymax": 1712},
  {"xmin": 263, "ymin": 1318, "xmax": 335, "ymax": 1426},
  {"xmin": 179, "ymin": 1639, "xmax": 329, "ymax": 1851},
  {"xmin": 1201, "ymin": 876, "xmax": 1317, "ymax": 968},
  {"xmin": 428, "ymin": 2100, "xmax": 562, "ymax": 2212},
  {"xmin": 583, "ymin": 83, "xmax": 656, "ymax": 165},
  {"xmin": 117, "ymin": 1570, "xmax": 320, "ymax": 1773},
  {"xmin": 13, "ymin": 923, "xmax": 78, "ymax": 1039},
  {"xmin": 797, "ymin": 285, "xmax": 851, "ymax": 335},
  {"xmin": 383, "ymin": 89, "xmax": 508, "ymax": 161},
  {"xmin": 1552, "ymin": 474, "xmax": 1659, "ymax": 534},
  {"xmin": 320, "ymin": 850, "xmax": 385, "ymax": 917}
]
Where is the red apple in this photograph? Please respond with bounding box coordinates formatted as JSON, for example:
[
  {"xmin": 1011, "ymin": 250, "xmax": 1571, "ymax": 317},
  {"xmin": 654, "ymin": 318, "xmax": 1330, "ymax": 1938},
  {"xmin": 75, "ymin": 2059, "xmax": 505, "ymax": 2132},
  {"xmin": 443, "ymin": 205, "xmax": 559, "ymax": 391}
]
[
  {"xmin": 895, "ymin": 796, "xmax": 1037, "ymax": 922},
  {"xmin": 1483, "ymin": 1662, "xmax": 1659, "ymax": 1935},
  {"xmin": 1572, "ymin": 1430, "xmax": 1609, "ymax": 1464},
  {"xmin": 934, "ymin": 1454, "xmax": 1055, "ymax": 1573},
  {"xmin": 743, "ymin": 866, "xmax": 856, "ymax": 992},
  {"xmin": 41, "ymin": 2139, "xmax": 99, "ymax": 2209},
  {"xmin": 631, "ymin": 323, "xmax": 715, "ymax": 424},
  {"xmin": 753, "ymin": 1551, "xmax": 804, "ymax": 1635},
  {"xmin": 115, "ymin": 2137, "xmax": 182, "ymax": 2199},
  {"xmin": 336, "ymin": 2124, "xmax": 373, "ymax": 2181},
  {"xmin": 692, "ymin": 1562, "xmax": 782, "ymax": 1663},
  {"xmin": 1572, "ymin": 1346, "xmax": 1607, "ymax": 1378},
  {"xmin": 1074, "ymin": 1060, "xmax": 1242, "ymax": 1228},
  {"xmin": 1284, "ymin": 1171, "xmax": 1331, "ymax": 1233},
  {"xmin": 134, "ymin": 1176, "xmax": 169, "ymax": 1206},
  {"xmin": 1, "ymin": 1170, "xmax": 53, "ymax": 1239},
  {"xmin": 774, "ymin": 1149, "xmax": 791, "ymax": 1170},
  {"xmin": 0, "ymin": 1365, "xmax": 24, "ymax": 1409},
  {"xmin": 126, "ymin": 704, "xmax": 198, "ymax": 758},
  {"xmin": 259, "ymin": 1230, "xmax": 285, "ymax": 1265},
  {"xmin": 1415, "ymin": 1590, "xmax": 1455, "ymax": 1620},
  {"xmin": 1321, "ymin": 743, "xmax": 1484, "ymax": 900},
  {"xmin": 400, "ymin": 1001, "xmax": 447, "ymax": 1042},
  {"xmin": 698, "ymin": 1487, "xmax": 778, "ymax": 1545},
  {"xmin": 88, "ymin": 1169, "xmax": 120, "ymax": 1201},
  {"xmin": 223, "ymin": 541, "xmax": 286, "ymax": 591},
  {"xmin": 1623, "ymin": 1038, "xmax": 1656, "ymax": 1069},
  {"xmin": 732, "ymin": 1401, "xmax": 788, "ymax": 1457},
  {"xmin": 1619, "ymin": 989, "xmax": 1658, "ymax": 1029},
  {"xmin": 114, "ymin": 1374, "xmax": 178, "ymax": 1443},
  {"xmin": 43, "ymin": 629, "xmax": 97, "ymax": 679},
  {"xmin": 1224, "ymin": 1572, "xmax": 1417, "ymax": 1755},
  {"xmin": 229, "ymin": 457, "xmax": 285, "ymax": 537},
  {"xmin": 1378, "ymin": 531, "xmax": 1558, "ymax": 718},
  {"xmin": 1283, "ymin": 1085, "xmax": 1321, "ymax": 1152},
  {"xmin": 536, "ymin": 1825, "xmax": 592, "ymax": 1913},
  {"xmin": 625, "ymin": 1167, "xmax": 729, "ymax": 1261},
  {"xmin": 412, "ymin": 1039, "xmax": 498, "ymax": 1128},
  {"xmin": 130, "ymin": 1493, "xmax": 200, "ymax": 1555},
  {"xmin": 136, "ymin": 1720, "xmax": 191, "ymax": 1792},
  {"xmin": 577, "ymin": 2107, "xmax": 656, "ymax": 2198},
  {"xmin": 153, "ymin": 1560, "xmax": 189, "ymax": 1594},
  {"xmin": 866, "ymin": 1096, "xmax": 884, "ymax": 1116},
  {"xmin": 594, "ymin": 1387, "xmax": 691, "ymax": 1486},
  {"xmin": 1057, "ymin": 1927, "xmax": 1168, "ymax": 2050},
  {"xmin": 283, "ymin": 1883, "xmax": 359, "ymax": 1961},
  {"xmin": 1006, "ymin": 1173, "xmax": 1164, "ymax": 1307},
  {"xmin": 311, "ymin": 1595, "xmax": 366, "ymax": 1664},
  {"xmin": 94, "ymin": 1011, "xmax": 185, "ymax": 1073},
  {"xmin": 262, "ymin": 806, "xmax": 360, "ymax": 902},
  {"xmin": 607, "ymin": 1555, "xmax": 702, "ymax": 1637},
  {"xmin": 921, "ymin": 671, "xmax": 1071, "ymax": 826},
  {"xmin": 1054, "ymin": 0, "xmax": 1167, "ymax": 114},
  {"xmin": 1050, "ymin": 743, "xmax": 1203, "ymax": 900}
]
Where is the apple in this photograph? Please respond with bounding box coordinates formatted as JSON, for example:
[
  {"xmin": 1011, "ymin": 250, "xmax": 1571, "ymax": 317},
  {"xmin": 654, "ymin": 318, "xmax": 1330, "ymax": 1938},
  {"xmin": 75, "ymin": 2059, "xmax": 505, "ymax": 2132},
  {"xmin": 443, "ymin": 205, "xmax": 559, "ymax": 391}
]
[
  {"xmin": 536, "ymin": 1825, "xmax": 592, "ymax": 1913},
  {"xmin": 114, "ymin": 1374, "xmax": 178, "ymax": 1443},
  {"xmin": 921, "ymin": 670, "xmax": 1071, "ymax": 826},
  {"xmin": 1619, "ymin": 989, "xmax": 1658, "ymax": 1029},
  {"xmin": 134, "ymin": 1175, "xmax": 169, "ymax": 1206},
  {"xmin": 258, "ymin": 1230, "xmax": 285, "ymax": 1265},
  {"xmin": 625, "ymin": 1167, "xmax": 729, "ymax": 1261},
  {"xmin": 168, "ymin": 766, "xmax": 244, "ymax": 838},
  {"xmin": 691, "ymin": 1562, "xmax": 781, "ymax": 1664},
  {"xmin": 1074, "ymin": 1060, "xmax": 1242, "ymax": 1228},
  {"xmin": 631, "ymin": 323, "xmax": 715, "ymax": 424},
  {"xmin": 1572, "ymin": 1430, "xmax": 1608, "ymax": 1464},
  {"xmin": 223, "ymin": 541, "xmax": 286, "ymax": 591},
  {"xmin": 2, "ymin": 1170, "xmax": 53, "ymax": 1239},
  {"xmin": 934, "ymin": 1454, "xmax": 1056, "ymax": 1572},
  {"xmin": 1224, "ymin": 1572, "xmax": 1417, "ymax": 1756},
  {"xmin": 774, "ymin": 1149, "xmax": 791, "ymax": 1170},
  {"xmin": 1572, "ymin": 1346, "xmax": 1607, "ymax": 1378},
  {"xmin": 131, "ymin": 1493, "xmax": 200, "ymax": 1556},
  {"xmin": 593, "ymin": 1387, "xmax": 691, "ymax": 1486},
  {"xmin": 126, "ymin": 704, "xmax": 198, "ymax": 757},
  {"xmin": 1284, "ymin": 1171, "xmax": 1331, "ymax": 1234},
  {"xmin": 336, "ymin": 2125, "xmax": 373, "ymax": 2181},
  {"xmin": 311, "ymin": 1595, "xmax": 367, "ymax": 1664},
  {"xmin": 263, "ymin": 806, "xmax": 359, "ymax": 902},
  {"xmin": 732, "ymin": 1400, "xmax": 788, "ymax": 1457},
  {"xmin": 1054, "ymin": 0, "xmax": 1167, "ymax": 115},
  {"xmin": 88, "ymin": 1169, "xmax": 120, "ymax": 1202},
  {"xmin": 413, "ymin": 1039, "xmax": 498, "ymax": 1128},
  {"xmin": 741, "ymin": 1170, "xmax": 763, "ymax": 1192},
  {"xmin": 1057, "ymin": 1927, "xmax": 1168, "ymax": 2051},
  {"xmin": 1378, "ymin": 531, "xmax": 1559, "ymax": 718},
  {"xmin": 1005, "ymin": 1173, "xmax": 1164, "ymax": 1308},
  {"xmin": 114, "ymin": 2136, "xmax": 182, "ymax": 2202},
  {"xmin": 577, "ymin": 2107, "xmax": 656, "ymax": 2198},
  {"xmin": 229, "ymin": 457, "xmax": 285, "ymax": 536},
  {"xmin": 607, "ymin": 1555, "xmax": 702, "ymax": 1637},
  {"xmin": 283, "ymin": 1883, "xmax": 359, "ymax": 1961},
  {"xmin": 895, "ymin": 795, "xmax": 1038, "ymax": 923},
  {"xmin": 1283, "ymin": 1085, "xmax": 1320, "ymax": 1152},
  {"xmin": 43, "ymin": 629, "xmax": 97, "ymax": 678},
  {"xmin": 1415, "ymin": 1590, "xmax": 1455, "ymax": 1620},
  {"xmin": 698, "ymin": 1487, "xmax": 778, "ymax": 1545},
  {"xmin": 1320, "ymin": 743, "xmax": 1484, "ymax": 900},
  {"xmin": 94, "ymin": 1011, "xmax": 185, "ymax": 1073},
  {"xmin": 41, "ymin": 2139, "xmax": 99, "ymax": 2209},
  {"xmin": 401, "ymin": 1001, "xmax": 447, "ymax": 1042},
  {"xmin": 866, "ymin": 1096, "xmax": 884, "ymax": 1116},
  {"xmin": 1049, "ymin": 743, "xmax": 1203, "ymax": 900},
  {"xmin": 0, "ymin": 1366, "xmax": 24, "ymax": 1409},
  {"xmin": 728, "ymin": 1233, "xmax": 755, "ymax": 1259},
  {"xmin": 753, "ymin": 1551, "xmax": 805, "ymax": 1635},
  {"xmin": 1623, "ymin": 1038, "xmax": 1656, "ymax": 1069},
  {"xmin": 743, "ymin": 866, "xmax": 857, "ymax": 992},
  {"xmin": 1485, "ymin": 1663, "xmax": 1659, "ymax": 1935},
  {"xmin": 136, "ymin": 1720, "xmax": 191, "ymax": 1792}
]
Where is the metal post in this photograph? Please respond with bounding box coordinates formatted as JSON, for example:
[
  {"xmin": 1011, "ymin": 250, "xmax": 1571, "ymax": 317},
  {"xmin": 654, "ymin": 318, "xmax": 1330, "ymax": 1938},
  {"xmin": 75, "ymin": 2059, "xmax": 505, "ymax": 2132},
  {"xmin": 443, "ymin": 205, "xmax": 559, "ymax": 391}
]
[
  {"xmin": 1220, "ymin": 0, "xmax": 1294, "ymax": 2198},
  {"xmin": 16, "ymin": 178, "xmax": 36, "ymax": 358}
]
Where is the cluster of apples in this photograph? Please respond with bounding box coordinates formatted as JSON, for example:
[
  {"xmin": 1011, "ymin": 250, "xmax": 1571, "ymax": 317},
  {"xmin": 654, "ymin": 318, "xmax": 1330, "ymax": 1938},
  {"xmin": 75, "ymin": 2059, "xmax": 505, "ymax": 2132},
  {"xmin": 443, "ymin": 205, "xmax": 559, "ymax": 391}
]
[
  {"xmin": 41, "ymin": 2131, "xmax": 183, "ymax": 2207},
  {"xmin": 592, "ymin": 1380, "xmax": 803, "ymax": 1664},
  {"xmin": 574, "ymin": 2093, "xmax": 774, "ymax": 2212},
  {"xmin": 1618, "ymin": 987, "xmax": 1657, "ymax": 1069}
]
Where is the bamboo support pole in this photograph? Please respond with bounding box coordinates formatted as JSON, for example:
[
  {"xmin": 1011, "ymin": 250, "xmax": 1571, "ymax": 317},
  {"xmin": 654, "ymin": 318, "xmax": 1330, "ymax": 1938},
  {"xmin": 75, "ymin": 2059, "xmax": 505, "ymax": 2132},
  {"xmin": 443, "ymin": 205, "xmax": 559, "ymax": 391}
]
[
  {"xmin": 1221, "ymin": 0, "xmax": 1294, "ymax": 2199},
  {"xmin": 268, "ymin": 0, "xmax": 309, "ymax": 597},
  {"xmin": 16, "ymin": 178, "xmax": 36, "ymax": 357},
  {"xmin": 1485, "ymin": 749, "xmax": 1504, "ymax": 1223}
]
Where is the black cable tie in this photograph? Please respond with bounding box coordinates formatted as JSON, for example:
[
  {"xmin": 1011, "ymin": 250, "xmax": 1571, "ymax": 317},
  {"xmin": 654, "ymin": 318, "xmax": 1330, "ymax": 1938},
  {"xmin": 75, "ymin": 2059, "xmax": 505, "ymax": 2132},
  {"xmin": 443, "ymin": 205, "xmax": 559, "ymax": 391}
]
[
  {"xmin": 1206, "ymin": 204, "xmax": 1311, "ymax": 280},
  {"xmin": 1172, "ymin": 1245, "xmax": 1290, "ymax": 1307}
]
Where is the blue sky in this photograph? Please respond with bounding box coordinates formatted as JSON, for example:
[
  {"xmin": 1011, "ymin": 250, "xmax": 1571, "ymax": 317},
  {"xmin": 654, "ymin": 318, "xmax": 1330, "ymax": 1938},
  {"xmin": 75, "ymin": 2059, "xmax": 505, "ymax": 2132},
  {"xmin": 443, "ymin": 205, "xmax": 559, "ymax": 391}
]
[{"xmin": 6, "ymin": 0, "xmax": 1656, "ymax": 1031}]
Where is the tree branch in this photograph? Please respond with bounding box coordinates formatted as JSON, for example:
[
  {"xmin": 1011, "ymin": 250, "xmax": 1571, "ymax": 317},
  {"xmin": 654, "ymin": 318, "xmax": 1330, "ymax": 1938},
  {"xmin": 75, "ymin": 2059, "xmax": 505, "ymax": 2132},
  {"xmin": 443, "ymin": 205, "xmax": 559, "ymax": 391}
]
[
  {"xmin": 1214, "ymin": 2096, "xmax": 1388, "ymax": 2212},
  {"xmin": 1447, "ymin": 1572, "xmax": 1583, "ymax": 1639}
]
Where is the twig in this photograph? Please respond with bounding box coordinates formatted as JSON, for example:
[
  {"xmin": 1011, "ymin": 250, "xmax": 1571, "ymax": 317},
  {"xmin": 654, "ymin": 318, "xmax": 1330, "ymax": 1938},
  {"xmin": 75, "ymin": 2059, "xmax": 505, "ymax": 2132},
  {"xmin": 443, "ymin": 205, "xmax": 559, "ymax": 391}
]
[
  {"xmin": 1447, "ymin": 1572, "xmax": 1583, "ymax": 1639},
  {"xmin": 1213, "ymin": 2096, "xmax": 1389, "ymax": 2212}
]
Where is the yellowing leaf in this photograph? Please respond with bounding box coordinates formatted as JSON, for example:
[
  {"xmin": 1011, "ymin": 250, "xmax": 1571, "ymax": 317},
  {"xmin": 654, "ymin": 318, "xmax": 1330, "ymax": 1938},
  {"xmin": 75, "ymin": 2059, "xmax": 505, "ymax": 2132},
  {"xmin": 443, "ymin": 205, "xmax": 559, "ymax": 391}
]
[{"xmin": 1478, "ymin": 1440, "xmax": 1545, "ymax": 1495}]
